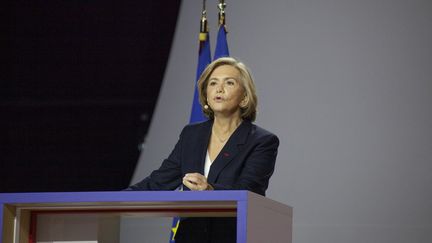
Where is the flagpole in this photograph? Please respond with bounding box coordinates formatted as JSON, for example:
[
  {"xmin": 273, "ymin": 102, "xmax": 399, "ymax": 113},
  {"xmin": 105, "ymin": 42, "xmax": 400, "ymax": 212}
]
[
  {"xmin": 199, "ymin": 0, "xmax": 209, "ymax": 45},
  {"xmin": 218, "ymin": 0, "xmax": 226, "ymax": 27},
  {"xmin": 214, "ymin": 0, "xmax": 230, "ymax": 59}
]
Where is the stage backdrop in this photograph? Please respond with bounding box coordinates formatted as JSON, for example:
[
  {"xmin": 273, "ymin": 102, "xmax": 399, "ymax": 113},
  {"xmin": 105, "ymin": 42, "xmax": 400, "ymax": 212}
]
[{"xmin": 127, "ymin": 0, "xmax": 432, "ymax": 242}]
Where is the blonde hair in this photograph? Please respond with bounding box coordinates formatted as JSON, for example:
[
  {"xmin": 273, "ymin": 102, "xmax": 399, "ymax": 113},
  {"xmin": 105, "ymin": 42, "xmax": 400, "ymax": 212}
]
[{"xmin": 197, "ymin": 57, "xmax": 258, "ymax": 121}]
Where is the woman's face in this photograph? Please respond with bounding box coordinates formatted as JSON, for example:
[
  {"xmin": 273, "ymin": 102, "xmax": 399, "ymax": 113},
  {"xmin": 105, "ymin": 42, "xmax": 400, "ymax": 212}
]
[{"xmin": 206, "ymin": 65, "xmax": 245, "ymax": 118}]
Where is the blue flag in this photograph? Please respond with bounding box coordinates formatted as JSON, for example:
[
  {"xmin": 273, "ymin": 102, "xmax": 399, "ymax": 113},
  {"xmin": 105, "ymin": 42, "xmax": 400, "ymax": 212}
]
[
  {"xmin": 169, "ymin": 30, "xmax": 212, "ymax": 243},
  {"xmin": 189, "ymin": 32, "xmax": 212, "ymax": 123},
  {"xmin": 214, "ymin": 25, "xmax": 230, "ymax": 60}
]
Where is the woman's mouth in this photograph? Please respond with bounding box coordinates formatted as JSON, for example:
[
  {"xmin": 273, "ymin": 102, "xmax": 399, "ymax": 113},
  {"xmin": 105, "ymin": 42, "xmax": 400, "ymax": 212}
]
[{"xmin": 214, "ymin": 96, "xmax": 224, "ymax": 101}]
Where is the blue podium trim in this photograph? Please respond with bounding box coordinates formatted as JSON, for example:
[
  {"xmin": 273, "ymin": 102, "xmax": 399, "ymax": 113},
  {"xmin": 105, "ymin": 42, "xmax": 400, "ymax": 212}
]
[
  {"xmin": 0, "ymin": 190, "xmax": 250, "ymax": 243},
  {"xmin": 0, "ymin": 190, "xmax": 248, "ymax": 204}
]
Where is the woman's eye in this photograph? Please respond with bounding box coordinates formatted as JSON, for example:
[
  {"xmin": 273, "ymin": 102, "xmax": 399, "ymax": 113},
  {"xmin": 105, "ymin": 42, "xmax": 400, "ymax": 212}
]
[
  {"xmin": 226, "ymin": 80, "xmax": 235, "ymax": 85},
  {"xmin": 209, "ymin": 81, "xmax": 216, "ymax": 86}
]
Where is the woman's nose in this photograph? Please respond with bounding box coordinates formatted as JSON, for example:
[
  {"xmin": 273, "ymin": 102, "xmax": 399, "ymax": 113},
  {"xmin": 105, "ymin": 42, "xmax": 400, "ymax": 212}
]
[{"xmin": 216, "ymin": 84, "xmax": 224, "ymax": 93}]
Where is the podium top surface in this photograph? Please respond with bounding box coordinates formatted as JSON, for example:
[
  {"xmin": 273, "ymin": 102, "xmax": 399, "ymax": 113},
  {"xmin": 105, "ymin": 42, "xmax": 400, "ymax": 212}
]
[{"xmin": 0, "ymin": 190, "xmax": 250, "ymax": 204}]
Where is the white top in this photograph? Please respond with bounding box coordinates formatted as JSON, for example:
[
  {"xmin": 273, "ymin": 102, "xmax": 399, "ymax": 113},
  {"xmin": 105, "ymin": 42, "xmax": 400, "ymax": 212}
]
[{"xmin": 204, "ymin": 150, "xmax": 213, "ymax": 178}]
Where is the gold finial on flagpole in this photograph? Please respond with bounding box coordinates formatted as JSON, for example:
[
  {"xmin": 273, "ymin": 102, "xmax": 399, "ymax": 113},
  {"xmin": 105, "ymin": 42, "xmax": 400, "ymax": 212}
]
[
  {"xmin": 218, "ymin": 0, "xmax": 226, "ymax": 26},
  {"xmin": 199, "ymin": 0, "xmax": 208, "ymax": 41}
]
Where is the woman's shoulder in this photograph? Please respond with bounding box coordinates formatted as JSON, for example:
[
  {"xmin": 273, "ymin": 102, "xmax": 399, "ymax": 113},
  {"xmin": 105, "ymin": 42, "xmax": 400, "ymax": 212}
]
[
  {"xmin": 180, "ymin": 119, "xmax": 212, "ymax": 135},
  {"xmin": 249, "ymin": 122, "xmax": 279, "ymax": 143}
]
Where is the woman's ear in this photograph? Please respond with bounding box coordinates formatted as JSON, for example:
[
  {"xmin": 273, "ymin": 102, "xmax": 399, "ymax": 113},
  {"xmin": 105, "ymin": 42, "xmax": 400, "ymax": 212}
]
[{"xmin": 240, "ymin": 95, "xmax": 248, "ymax": 108}]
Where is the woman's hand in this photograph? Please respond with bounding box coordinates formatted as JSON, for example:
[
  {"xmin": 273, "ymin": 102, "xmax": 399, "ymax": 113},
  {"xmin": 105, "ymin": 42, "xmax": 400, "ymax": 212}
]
[{"xmin": 183, "ymin": 173, "xmax": 214, "ymax": 191}]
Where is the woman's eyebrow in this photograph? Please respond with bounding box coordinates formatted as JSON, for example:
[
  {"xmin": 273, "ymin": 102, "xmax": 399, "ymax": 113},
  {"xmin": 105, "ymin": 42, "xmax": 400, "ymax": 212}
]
[{"xmin": 208, "ymin": 76, "xmax": 237, "ymax": 81}]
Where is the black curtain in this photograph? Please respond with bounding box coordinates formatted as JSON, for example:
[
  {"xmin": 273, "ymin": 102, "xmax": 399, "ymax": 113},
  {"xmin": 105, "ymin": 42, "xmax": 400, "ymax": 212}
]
[{"xmin": 1, "ymin": 0, "xmax": 182, "ymax": 192}]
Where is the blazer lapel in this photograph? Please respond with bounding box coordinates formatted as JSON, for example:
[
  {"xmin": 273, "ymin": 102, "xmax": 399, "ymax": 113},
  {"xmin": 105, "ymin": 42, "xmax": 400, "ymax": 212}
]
[
  {"xmin": 207, "ymin": 121, "xmax": 251, "ymax": 184},
  {"xmin": 196, "ymin": 120, "xmax": 213, "ymax": 175}
]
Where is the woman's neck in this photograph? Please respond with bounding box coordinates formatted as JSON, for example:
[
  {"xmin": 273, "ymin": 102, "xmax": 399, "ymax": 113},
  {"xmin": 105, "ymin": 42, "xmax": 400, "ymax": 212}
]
[{"xmin": 213, "ymin": 115, "xmax": 243, "ymax": 135}]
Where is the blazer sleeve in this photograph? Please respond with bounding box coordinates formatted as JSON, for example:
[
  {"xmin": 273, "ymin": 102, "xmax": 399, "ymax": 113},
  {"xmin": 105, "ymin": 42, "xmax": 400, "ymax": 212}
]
[
  {"xmin": 125, "ymin": 127, "xmax": 185, "ymax": 191},
  {"xmin": 210, "ymin": 134, "xmax": 279, "ymax": 195}
]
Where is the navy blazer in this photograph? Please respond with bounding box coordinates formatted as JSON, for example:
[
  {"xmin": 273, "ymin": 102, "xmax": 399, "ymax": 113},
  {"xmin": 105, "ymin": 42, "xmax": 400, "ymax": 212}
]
[{"xmin": 128, "ymin": 119, "xmax": 279, "ymax": 196}]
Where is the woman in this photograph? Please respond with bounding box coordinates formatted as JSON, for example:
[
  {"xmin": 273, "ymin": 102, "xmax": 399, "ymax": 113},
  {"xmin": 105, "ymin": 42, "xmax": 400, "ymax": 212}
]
[{"xmin": 127, "ymin": 57, "xmax": 279, "ymax": 242}]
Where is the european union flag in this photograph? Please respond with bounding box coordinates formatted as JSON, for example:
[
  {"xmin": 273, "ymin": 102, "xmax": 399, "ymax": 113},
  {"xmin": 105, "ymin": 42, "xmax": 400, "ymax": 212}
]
[
  {"xmin": 214, "ymin": 25, "xmax": 230, "ymax": 60},
  {"xmin": 189, "ymin": 32, "xmax": 212, "ymax": 123}
]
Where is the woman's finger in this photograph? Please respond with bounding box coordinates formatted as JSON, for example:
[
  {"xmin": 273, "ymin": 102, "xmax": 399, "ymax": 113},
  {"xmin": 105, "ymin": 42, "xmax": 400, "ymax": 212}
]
[
  {"xmin": 183, "ymin": 178, "xmax": 197, "ymax": 190},
  {"xmin": 184, "ymin": 175, "xmax": 199, "ymax": 184},
  {"xmin": 183, "ymin": 173, "xmax": 209, "ymax": 191}
]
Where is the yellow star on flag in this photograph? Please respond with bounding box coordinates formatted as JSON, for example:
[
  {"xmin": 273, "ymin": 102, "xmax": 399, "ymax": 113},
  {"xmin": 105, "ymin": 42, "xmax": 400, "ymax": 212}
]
[{"xmin": 171, "ymin": 219, "xmax": 180, "ymax": 241}]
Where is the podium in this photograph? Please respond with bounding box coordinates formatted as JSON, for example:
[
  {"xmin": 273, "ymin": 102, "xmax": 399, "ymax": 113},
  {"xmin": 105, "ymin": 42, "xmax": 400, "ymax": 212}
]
[{"xmin": 0, "ymin": 191, "xmax": 292, "ymax": 243}]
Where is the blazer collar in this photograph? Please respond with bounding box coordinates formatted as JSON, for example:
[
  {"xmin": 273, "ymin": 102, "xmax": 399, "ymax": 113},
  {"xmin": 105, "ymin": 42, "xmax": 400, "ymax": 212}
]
[{"xmin": 206, "ymin": 120, "xmax": 252, "ymax": 183}]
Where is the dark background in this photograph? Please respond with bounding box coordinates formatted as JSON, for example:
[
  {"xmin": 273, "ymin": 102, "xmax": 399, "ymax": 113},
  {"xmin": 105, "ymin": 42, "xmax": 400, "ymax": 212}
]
[{"xmin": 1, "ymin": 0, "xmax": 182, "ymax": 192}]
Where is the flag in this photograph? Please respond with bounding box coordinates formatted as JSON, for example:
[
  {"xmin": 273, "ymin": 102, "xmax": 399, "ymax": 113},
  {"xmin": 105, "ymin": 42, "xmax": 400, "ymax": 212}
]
[
  {"xmin": 214, "ymin": 24, "xmax": 230, "ymax": 60},
  {"xmin": 169, "ymin": 10, "xmax": 213, "ymax": 243},
  {"xmin": 189, "ymin": 31, "xmax": 212, "ymax": 122}
]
